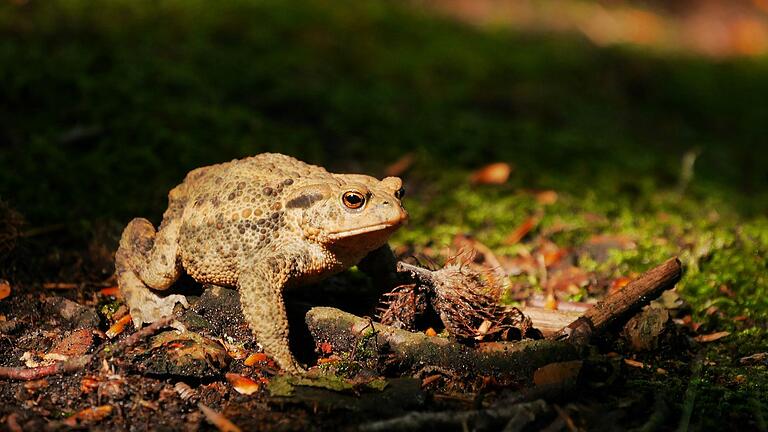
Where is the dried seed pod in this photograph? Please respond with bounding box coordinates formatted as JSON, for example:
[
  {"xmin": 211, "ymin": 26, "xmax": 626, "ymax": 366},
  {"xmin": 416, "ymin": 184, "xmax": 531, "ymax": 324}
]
[{"xmin": 381, "ymin": 262, "xmax": 540, "ymax": 342}]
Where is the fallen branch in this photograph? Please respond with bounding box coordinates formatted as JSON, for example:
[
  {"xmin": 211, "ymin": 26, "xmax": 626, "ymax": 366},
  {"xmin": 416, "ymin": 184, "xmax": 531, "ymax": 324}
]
[
  {"xmin": 306, "ymin": 307, "xmax": 578, "ymax": 381},
  {"xmin": 550, "ymin": 257, "xmax": 682, "ymax": 345}
]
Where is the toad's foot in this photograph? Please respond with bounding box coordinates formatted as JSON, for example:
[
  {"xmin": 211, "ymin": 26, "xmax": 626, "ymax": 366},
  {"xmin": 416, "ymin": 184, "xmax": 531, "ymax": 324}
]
[
  {"xmin": 129, "ymin": 291, "xmax": 189, "ymax": 328},
  {"xmin": 117, "ymin": 267, "xmax": 189, "ymax": 327}
]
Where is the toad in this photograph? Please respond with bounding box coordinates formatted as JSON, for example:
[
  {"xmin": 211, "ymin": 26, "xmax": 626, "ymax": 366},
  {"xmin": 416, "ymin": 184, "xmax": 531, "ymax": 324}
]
[{"xmin": 115, "ymin": 153, "xmax": 407, "ymax": 373}]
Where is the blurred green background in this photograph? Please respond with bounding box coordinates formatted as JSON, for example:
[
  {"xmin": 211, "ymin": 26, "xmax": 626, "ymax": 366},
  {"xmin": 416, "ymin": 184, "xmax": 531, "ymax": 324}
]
[{"xmin": 1, "ymin": 0, "xmax": 767, "ymax": 225}]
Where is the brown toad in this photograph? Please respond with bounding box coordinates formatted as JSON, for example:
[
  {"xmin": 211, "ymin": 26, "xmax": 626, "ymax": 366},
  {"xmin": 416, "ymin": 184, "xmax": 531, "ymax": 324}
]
[{"xmin": 115, "ymin": 153, "xmax": 407, "ymax": 373}]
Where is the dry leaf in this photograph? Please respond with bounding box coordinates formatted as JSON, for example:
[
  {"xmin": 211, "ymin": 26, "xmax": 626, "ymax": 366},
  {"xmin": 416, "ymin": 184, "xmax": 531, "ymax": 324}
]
[
  {"xmin": 244, "ymin": 352, "xmax": 269, "ymax": 366},
  {"xmin": 49, "ymin": 328, "xmax": 93, "ymax": 357},
  {"xmin": 0, "ymin": 280, "xmax": 10, "ymax": 301},
  {"xmin": 546, "ymin": 267, "xmax": 590, "ymax": 293},
  {"xmin": 533, "ymin": 360, "xmax": 582, "ymax": 386},
  {"xmin": 535, "ymin": 190, "xmax": 559, "ymax": 205},
  {"xmin": 694, "ymin": 331, "xmax": 731, "ymax": 343},
  {"xmin": 42, "ymin": 282, "xmax": 78, "ymax": 290},
  {"xmin": 470, "ymin": 162, "xmax": 512, "ymax": 185},
  {"xmin": 80, "ymin": 376, "xmax": 101, "ymax": 393},
  {"xmin": 623, "ymin": 358, "xmax": 645, "ymax": 368},
  {"xmin": 384, "ymin": 153, "xmax": 416, "ymax": 177},
  {"xmin": 106, "ymin": 315, "xmax": 132, "ymax": 339},
  {"xmin": 739, "ymin": 352, "xmax": 768, "ymax": 365},
  {"xmin": 225, "ymin": 373, "xmax": 261, "ymax": 395},
  {"xmin": 608, "ymin": 276, "xmax": 632, "ymax": 295},
  {"xmin": 198, "ymin": 403, "xmax": 242, "ymax": 432},
  {"xmin": 99, "ymin": 287, "xmax": 121, "ymax": 297},
  {"xmin": 63, "ymin": 405, "xmax": 113, "ymax": 427},
  {"xmin": 543, "ymin": 293, "xmax": 558, "ymax": 311},
  {"xmin": 504, "ymin": 215, "xmax": 540, "ymax": 245},
  {"xmin": 421, "ymin": 374, "xmax": 442, "ymax": 388},
  {"xmin": 425, "ymin": 327, "xmax": 437, "ymax": 337},
  {"xmin": 216, "ymin": 338, "xmax": 247, "ymax": 360}
]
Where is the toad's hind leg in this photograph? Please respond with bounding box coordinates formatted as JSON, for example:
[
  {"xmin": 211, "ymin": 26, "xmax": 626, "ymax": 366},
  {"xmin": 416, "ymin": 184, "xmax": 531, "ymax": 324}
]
[{"xmin": 115, "ymin": 186, "xmax": 189, "ymax": 327}]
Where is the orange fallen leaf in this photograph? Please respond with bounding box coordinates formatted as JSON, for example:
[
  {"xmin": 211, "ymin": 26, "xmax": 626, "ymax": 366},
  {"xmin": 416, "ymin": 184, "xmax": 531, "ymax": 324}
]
[
  {"xmin": 504, "ymin": 215, "xmax": 540, "ymax": 245},
  {"xmin": 99, "ymin": 287, "xmax": 121, "ymax": 297},
  {"xmin": 106, "ymin": 315, "xmax": 132, "ymax": 339},
  {"xmin": 546, "ymin": 267, "xmax": 589, "ymax": 293},
  {"xmin": 198, "ymin": 403, "xmax": 242, "ymax": 432},
  {"xmin": 23, "ymin": 379, "xmax": 49, "ymax": 393},
  {"xmin": 470, "ymin": 162, "xmax": 512, "ymax": 185},
  {"xmin": 0, "ymin": 280, "xmax": 10, "ymax": 301},
  {"xmin": 384, "ymin": 153, "xmax": 416, "ymax": 177},
  {"xmin": 319, "ymin": 342, "xmax": 333, "ymax": 355},
  {"xmin": 225, "ymin": 373, "xmax": 261, "ymax": 395},
  {"xmin": 244, "ymin": 352, "xmax": 269, "ymax": 366},
  {"xmin": 624, "ymin": 358, "xmax": 645, "ymax": 368},
  {"xmin": 42, "ymin": 282, "xmax": 78, "ymax": 290},
  {"xmin": 533, "ymin": 360, "xmax": 582, "ymax": 386},
  {"xmin": 80, "ymin": 376, "xmax": 101, "ymax": 393},
  {"xmin": 421, "ymin": 374, "xmax": 442, "ymax": 388},
  {"xmin": 535, "ymin": 190, "xmax": 559, "ymax": 205},
  {"xmin": 623, "ymin": 358, "xmax": 667, "ymax": 374},
  {"xmin": 217, "ymin": 339, "xmax": 247, "ymax": 360},
  {"xmin": 694, "ymin": 331, "xmax": 731, "ymax": 343},
  {"xmin": 317, "ymin": 356, "xmax": 340, "ymax": 365},
  {"xmin": 425, "ymin": 327, "xmax": 437, "ymax": 337},
  {"xmin": 543, "ymin": 293, "xmax": 558, "ymax": 311},
  {"xmin": 608, "ymin": 277, "xmax": 632, "ymax": 295},
  {"xmin": 63, "ymin": 405, "xmax": 113, "ymax": 427}
]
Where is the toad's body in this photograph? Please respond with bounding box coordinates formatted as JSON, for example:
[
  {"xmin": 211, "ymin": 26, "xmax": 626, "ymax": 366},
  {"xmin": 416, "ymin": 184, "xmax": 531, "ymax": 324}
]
[{"xmin": 115, "ymin": 153, "xmax": 407, "ymax": 373}]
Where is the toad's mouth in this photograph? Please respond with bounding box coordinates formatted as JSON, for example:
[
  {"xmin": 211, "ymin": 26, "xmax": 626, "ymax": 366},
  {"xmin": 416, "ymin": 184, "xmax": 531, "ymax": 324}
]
[{"xmin": 327, "ymin": 218, "xmax": 406, "ymax": 240}]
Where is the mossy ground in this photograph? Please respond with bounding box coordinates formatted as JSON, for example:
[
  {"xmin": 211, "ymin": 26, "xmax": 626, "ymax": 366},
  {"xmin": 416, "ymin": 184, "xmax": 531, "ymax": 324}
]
[{"xmin": 1, "ymin": 0, "xmax": 766, "ymax": 429}]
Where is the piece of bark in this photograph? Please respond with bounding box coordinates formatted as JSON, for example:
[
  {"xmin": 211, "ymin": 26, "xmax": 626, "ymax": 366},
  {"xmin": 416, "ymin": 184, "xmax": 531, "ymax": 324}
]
[
  {"xmin": 519, "ymin": 307, "xmax": 582, "ymax": 337},
  {"xmin": 550, "ymin": 257, "xmax": 682, "ymax": 344},
  {"xmin": 306, "ymin": 307, "xmax": 578, "ymax": 381}
]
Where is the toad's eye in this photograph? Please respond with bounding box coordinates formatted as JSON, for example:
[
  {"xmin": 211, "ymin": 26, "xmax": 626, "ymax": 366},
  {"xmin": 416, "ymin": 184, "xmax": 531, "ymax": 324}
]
[
  {"xmin": 342, "ymin": 191, "xmax": 366, "ymax": 209},
  {"xmin": 394, "ymin": 187, "xmax": 405, "ymax": 200}
]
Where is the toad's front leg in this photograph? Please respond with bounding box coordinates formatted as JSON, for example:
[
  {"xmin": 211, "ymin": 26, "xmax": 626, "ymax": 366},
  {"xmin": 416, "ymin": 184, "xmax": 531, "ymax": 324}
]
[{"xmin": 238, "ymin": 257, "xmax": 305, "ymax": 374}]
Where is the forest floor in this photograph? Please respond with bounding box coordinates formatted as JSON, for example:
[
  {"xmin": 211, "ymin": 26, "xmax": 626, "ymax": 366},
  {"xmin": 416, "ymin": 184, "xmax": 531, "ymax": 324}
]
[{"xmin": 0, "ymin": 0, "xmax": 766, "ymax": 430}]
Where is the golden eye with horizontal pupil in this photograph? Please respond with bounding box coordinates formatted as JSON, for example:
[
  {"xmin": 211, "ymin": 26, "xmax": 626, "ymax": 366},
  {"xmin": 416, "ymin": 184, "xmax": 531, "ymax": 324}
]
[
  {"xmin": 342, "ymin": 191, "xmax": 366, "ymax": 209},
  {"xmin": 394, "ymin": 187, "xmax": 405, "ymax": 199}
]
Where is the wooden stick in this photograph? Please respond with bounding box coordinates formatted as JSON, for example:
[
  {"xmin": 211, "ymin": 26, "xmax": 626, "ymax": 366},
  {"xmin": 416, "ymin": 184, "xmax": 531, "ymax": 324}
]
[{"xmin": 550, "ymin": 257, "xmax": 682, "ymax": 344}]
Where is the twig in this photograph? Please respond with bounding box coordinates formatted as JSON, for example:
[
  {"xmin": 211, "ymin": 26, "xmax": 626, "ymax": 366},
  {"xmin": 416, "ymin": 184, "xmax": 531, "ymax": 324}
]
[
  {"xmin": 110, "ymin": 314, "xmax": 176, "ymax": 354},
  {"xmin": 359, "ymin": 399, "xmax": 549, "ymax": 432},
  {"xmin": 0, "ymin": 314, "xmax": 178, "ymax": 381},
  {"xmin": 551, "ymin": 257, "xmax": 682, "ymax": 344},
  {"xmin": 0, "ymin": 354, "xmax": 92, "ymax": 381}
]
